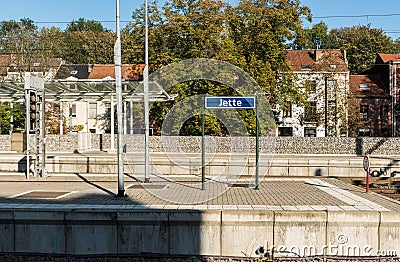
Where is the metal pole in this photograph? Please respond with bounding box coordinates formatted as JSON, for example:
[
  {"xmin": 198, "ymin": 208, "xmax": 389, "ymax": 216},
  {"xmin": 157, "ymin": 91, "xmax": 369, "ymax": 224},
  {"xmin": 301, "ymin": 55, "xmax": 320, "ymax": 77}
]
[
  {"xmin": 144, "ymin": 0, "xmax": 150, "ymax": 183},
  {"xmin": 110, "ymin": 93, "xmax": 115, "ymax": 150},
  {"xmin": 255, "ymin": 95, "xmax": 259, "ymax": 190},
  {"xmin": 115, "ymin": 0, "xmax": 125, "ymax": 197},
  {"xmin": 41, "ymin": 89, "xmax": 46, "ymax": 177},
  {"xmin": 59, "ymin": 102, "xmax": 63, "ymax": 135},
  {"xmin": 10, "ymin": 102, "xmax": 13, "ymax": 135},
  {"xmin": 129, "ymin": 101, "xmax": 133, "ymax": 134},
  {"xmin": 201, "ymin": 96, "xmax": 205, "ymax": 190},
  {"xmin": 325, "ymin": 77, "xmax": 328, "ymax": 137},
  {"xmin": 25, "ymin": 89, "xmax": 30, "ymax": 180},
  {"xmin": 69, "ymin": 102, "xmax": 72, "ymax": 133}
]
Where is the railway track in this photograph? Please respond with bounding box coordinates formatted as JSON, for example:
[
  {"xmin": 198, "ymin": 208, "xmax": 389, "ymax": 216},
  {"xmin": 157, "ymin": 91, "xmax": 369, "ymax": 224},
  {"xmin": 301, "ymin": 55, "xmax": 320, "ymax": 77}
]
[{"xmin": 339, "ymin": 177, "xmax": 400, "ymax": 200}]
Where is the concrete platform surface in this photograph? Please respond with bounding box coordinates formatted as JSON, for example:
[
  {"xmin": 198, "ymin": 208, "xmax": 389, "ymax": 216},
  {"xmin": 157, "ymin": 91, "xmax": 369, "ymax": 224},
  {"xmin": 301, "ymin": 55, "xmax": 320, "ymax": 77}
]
[{"xmin": 0, "ymin": 174, "xmax": 399, "ymax": 211}]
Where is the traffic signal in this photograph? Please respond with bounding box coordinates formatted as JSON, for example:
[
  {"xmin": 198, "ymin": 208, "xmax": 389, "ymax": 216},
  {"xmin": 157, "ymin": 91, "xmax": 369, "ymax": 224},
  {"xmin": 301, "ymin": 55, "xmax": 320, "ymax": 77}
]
[{"xmin": 29, "ymin": 90, "xmax": 38, "ymax": 131}]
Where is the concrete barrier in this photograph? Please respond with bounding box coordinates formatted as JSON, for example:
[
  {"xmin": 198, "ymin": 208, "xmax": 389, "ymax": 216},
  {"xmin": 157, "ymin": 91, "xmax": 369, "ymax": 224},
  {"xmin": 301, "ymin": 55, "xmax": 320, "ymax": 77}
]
[
  {"xmin": 221, "ymin": 211, "xmax": 273, "ymax": 257},
  {"xmin": 274, "ymin": 211, "xmax": 327, "ymax": 256},
  {"xmin": 1, "ymin": 209, "xmax": 398, "ymax": 257},
  {"xmin": 326, "ymin": 211, "xmax": 380, "ymax": 256},
  {"xmin": 168, "ymin": 211, "xmax": 221, "ymax": 255},
  {"xmin": 3, "ymin": 153, "xmax": 397, "ymax": 178},
  {"xmin": 14, "ymin": 211, "xmax": 65, "ymax": 254},
  {"xmin": 0, "ymin": 211, "xmax": 14, "ymax": 252},
  {"xmin": 65, "ymin": 212, "xmax": 118, "ymax": 254},
  {"xmin": 117, "ymin": 211, "xmax": 169, "ymax": 254},
  {"xmin": 379, "ymin": 212, "xmax": 400, "ymax": 255}
]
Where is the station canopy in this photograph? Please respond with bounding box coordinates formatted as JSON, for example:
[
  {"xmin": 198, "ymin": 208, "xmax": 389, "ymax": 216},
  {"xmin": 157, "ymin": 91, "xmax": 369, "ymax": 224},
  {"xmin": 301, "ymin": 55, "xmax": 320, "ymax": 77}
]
[{"xmin": 0, "ymin": 79, "xmax": 177, "ymax": 103}]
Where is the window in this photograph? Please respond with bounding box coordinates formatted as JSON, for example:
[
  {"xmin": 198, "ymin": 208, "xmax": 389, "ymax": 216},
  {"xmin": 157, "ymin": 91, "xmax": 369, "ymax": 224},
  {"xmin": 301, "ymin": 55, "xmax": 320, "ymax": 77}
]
[
  {"xmin": 308, "ymin": 80, "xmax": 317, "ymax": 93},
  {"xmin": 358, "ymin": 128, "xmax": 371, "ymax": 137},
  {"xmin": 283, "ymin": 104, "xmax": 292, "ymax": 118},
  {"xmin": 359, "ymin": 84, "xmax": 370, "ymax": 90},
  {"xmin": 360, "ymin": 104, "xmax": 368, "ymax": 120},
  {"xmin": 304, "ymin": 102, "xmax": 317, "ymax": 122},
  {"xmin": 89, "ymin": 103, "xmax": 97, "ymax": 119},
  {"xmin": 304, "ymin": 127, "xmax": 317, "ymax": 137},
  {"xmin": 105, "ymin": 102, "xmax": 111, "ymax": 118},
  {"xmin": 301, "ymin": 64, "xmax": 310, "ymax": 70},
  {"xmin": 278, "ymin": 127, "xmax": 293, "ymax": 137},
  {"xmin": 71, "ymin": 104, "xmax": 77, "ymax": 117},
  {"xmin": 380, "ymin": 105, "xmax": 389, "ymax": 121}
]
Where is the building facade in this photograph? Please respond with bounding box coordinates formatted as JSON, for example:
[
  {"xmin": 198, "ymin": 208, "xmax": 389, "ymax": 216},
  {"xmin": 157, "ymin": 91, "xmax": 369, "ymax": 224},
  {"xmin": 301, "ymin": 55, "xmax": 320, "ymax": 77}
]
[
  {"xmin": 348, "ymin": 74, "xmax": 392, "ymax": 137},
  {"xmin": 276, "ymin": 49, "xmax": 350, "ymax": 137}
]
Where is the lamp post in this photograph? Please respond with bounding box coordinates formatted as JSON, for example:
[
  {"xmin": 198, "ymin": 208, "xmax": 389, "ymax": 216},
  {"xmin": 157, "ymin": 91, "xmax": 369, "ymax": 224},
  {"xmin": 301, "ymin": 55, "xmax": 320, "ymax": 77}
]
[
  {"xmin": 144, "ymin": 0, "xmax": 150, "ymax": 183},
  {"xmin": 115, "ymin": 0, "xmax": 125, "ymax": 197}
]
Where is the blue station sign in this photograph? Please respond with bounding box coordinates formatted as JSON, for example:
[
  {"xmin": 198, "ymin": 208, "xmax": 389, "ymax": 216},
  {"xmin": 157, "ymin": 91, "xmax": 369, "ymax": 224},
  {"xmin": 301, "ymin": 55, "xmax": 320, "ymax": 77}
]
[{"xmin": 205, "ymin": 97, "xmax": 255, "ymax": 109}]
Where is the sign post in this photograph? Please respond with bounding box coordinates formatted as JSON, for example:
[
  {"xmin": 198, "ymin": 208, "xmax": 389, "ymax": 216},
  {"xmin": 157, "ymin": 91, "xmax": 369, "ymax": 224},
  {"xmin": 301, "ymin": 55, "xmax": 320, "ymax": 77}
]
[
  {"xmin": 204, "ymin": 96, "xmax": 257, "ymax": 189},
  {"xmin": 363, "ymin": 155, "xmax": 370, "ymax": 192}
]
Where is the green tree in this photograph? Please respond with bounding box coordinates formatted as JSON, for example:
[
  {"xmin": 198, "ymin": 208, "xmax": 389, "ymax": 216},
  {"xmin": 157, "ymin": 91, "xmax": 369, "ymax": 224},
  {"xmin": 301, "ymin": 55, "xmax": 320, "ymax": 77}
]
[
  {"xmin": 0, "ymin": 103, "xmax": 24, "ymax": 134},
  {"xmin": 0, "ymin": 18, "xmax": 41, "ymax": 72},
  {"xmin": 292, "ymin": 22, "xmax": 332, "ymax": 50},
  {"xmin": 66, "ymin": 18, "xmax": 106, "ymax": 33},
  {"xmin": 227, "ymin": 0, "xmax": 311, "ymax": 106},
  {"xmin": 123, "ymin": 0, "xmax": 311, "ymax": 136},
  {"xmin": 327, "ymin": 25, "xmax": 399, "ymax": 74},
  {"xmin": 62, "ymin": 18, "xmax": 115, "ymax": 64}
]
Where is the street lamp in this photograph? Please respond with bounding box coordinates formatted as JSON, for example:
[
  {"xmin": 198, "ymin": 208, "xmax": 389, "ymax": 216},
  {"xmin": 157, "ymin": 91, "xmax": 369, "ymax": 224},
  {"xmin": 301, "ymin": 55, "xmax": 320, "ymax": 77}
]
[
  {"xmin": 144, "ymin": 0, "xmax": 150, "ymax": 183},
  {"xmin": 115, "ymin": 0, "xmax": 125, "ymax": 197}
]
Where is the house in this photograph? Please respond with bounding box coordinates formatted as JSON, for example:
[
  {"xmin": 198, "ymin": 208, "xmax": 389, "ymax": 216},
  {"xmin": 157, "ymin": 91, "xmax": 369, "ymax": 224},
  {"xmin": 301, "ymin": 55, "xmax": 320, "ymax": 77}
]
[
  {"xmin": 276, "ymin": 49, "xmax": 350, "ymax": 137},
  {"xmin": 365, "ymin": 54, "xmax": 400, "ymax": 135},
  {"xmin": 53, "ymin": 64, "xmax": 145, "ymax": 134},
  {"xmin": 0, "ymin": 56, "xmax": 63, "ymax": 82},
  {"xmin": 348, "ymin": 74, "xmax": 392, "ymax": 137}
]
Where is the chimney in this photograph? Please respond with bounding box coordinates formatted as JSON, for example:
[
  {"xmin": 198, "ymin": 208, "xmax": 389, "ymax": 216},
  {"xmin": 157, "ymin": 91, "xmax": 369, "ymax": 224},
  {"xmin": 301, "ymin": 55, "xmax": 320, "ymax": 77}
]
[
  {"xmin": 315, "ymin": 49, "xmax": 323, "ymax": 61},
  {"xmin": 343, "ymin": 50, "xmax": 348, "ymax": 65}
]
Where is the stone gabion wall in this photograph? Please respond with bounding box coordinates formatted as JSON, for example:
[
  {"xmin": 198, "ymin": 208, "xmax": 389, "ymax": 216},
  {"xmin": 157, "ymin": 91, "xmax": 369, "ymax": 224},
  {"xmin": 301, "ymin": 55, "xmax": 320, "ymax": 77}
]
[
  {"xmin": 125, "ymin": 136, "xmax": 400, "ymax": 155},
  {"xmin": 4, "ymin": 134, "xmax": 400, "ymax": 155},
  {"xmin": 0, "ymin": 135, "xmax": 11, "ymax": 151},
  {"xmin": 46, "ymin": 134, "xmax": 79, "ymax": 152}
]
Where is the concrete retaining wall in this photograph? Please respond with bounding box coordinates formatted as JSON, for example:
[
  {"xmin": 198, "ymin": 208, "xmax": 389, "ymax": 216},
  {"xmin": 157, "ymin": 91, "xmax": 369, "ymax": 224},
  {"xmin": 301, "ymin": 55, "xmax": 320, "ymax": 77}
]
[
  {"xmin": 0, "ymin": 209, "xmax": 398, "ymax": 257},
  {"xmin": 3, "ymin": 153, "xmax": 400, "ymax": 177}
]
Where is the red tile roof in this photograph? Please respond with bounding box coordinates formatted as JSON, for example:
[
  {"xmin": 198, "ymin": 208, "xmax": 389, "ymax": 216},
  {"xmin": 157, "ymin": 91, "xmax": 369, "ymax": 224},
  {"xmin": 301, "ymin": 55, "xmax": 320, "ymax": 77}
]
[
  {"xmin": 286, "ymin": 49, "xmax": 348, "ymax": 72},
  {"xmin": 349, "ymin": 74, "xmax": 388, "ymax": 97},
  {"xmin": 88, "ymin": 64, "xmax": 145, "ymax": 80},
  {"xmin": 378, "ymin": 53, "xmax": 400, "ymax": 63}
]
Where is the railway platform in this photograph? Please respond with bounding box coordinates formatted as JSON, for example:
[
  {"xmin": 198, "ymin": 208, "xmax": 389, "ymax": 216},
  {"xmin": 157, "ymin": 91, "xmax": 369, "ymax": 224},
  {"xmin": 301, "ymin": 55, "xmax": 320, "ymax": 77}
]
[{"xmin": 0, "ymin": 174, "xmax": 399, "ymax": 258}]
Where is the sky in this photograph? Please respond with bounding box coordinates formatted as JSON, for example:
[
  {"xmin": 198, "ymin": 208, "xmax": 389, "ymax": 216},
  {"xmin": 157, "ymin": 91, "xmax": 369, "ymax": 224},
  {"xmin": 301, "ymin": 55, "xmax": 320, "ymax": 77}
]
[{"xmin": 1, "ymin": 0, "xmax": 400, "ymax": 39}]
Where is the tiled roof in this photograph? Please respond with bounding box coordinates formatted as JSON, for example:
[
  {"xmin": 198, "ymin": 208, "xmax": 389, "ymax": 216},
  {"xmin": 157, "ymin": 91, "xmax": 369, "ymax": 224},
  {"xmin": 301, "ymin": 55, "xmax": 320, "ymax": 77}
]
[
  {"xmin": 54, "ymin": 65, "xmax": 91, "ymax": 80},
  {"xmin": 88, "ymin": 64, "xmax": 145, "ymax": 80},
  {"xmin": 349, "ymin": 74, "xmax": 388, "ymax": 97},
  {"xmin": 378, "ymin": 53, "xmax": 400, "ymax": 63},
  {"xmin": 7, "ymin": 58, "xmax": 63, "ymax": 73},
  {"xmin": 286, "ymin": 49, "xmax": 348, "ymax": 72},
  {"xmin": 0, "ymin": 55, "xmax": 11, "ymax": 75}
]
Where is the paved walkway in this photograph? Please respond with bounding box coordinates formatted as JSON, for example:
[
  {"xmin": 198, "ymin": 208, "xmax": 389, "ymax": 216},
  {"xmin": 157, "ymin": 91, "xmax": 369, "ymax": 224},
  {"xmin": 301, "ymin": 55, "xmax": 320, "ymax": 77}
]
[{"xmin": 0, "ymin": 174, "xmax": 399, "ymax": 212}]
